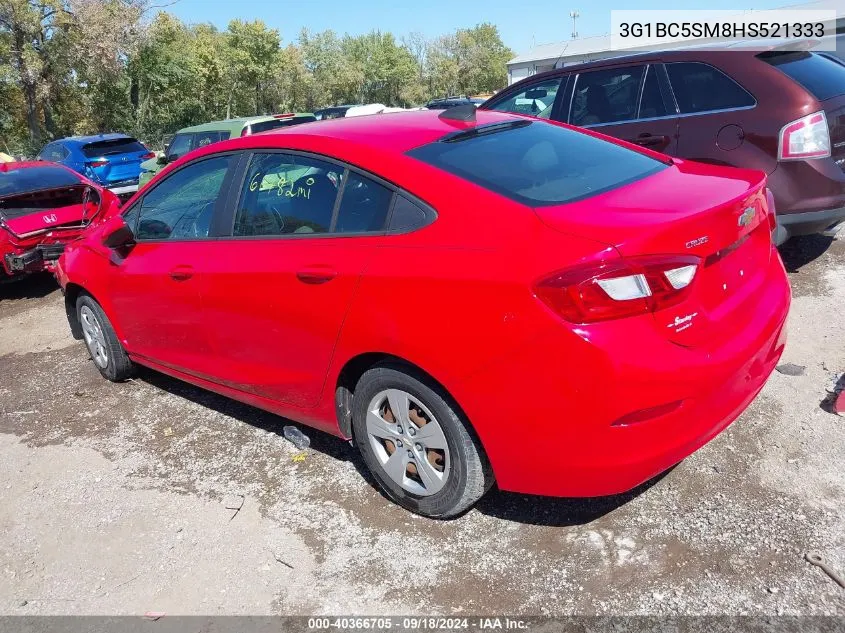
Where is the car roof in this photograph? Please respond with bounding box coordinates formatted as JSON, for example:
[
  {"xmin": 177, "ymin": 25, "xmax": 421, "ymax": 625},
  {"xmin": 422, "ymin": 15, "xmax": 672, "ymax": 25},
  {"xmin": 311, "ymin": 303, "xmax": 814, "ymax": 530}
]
[
  {"xmin": 56, "ymin": 133, "xmax": 135, "ymax": 146},
  {"xmin": 244, "ymin": 109, "xmax": 525, "ymax": 153}
]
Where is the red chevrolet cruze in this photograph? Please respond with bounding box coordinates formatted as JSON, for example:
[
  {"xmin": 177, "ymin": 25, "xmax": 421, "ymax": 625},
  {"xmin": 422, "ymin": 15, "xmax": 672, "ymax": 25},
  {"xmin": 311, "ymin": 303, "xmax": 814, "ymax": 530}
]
[{"xmin": 56, "ymin": 108, "xmax": 790, "ymax": 518}]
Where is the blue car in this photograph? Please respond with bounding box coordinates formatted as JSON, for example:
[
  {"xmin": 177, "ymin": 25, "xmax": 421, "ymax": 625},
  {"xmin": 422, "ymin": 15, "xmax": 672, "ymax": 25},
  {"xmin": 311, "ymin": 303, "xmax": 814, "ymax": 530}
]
[{"xmin": 37, "ymin": 134, "xmax": 153, "ymax": 199}]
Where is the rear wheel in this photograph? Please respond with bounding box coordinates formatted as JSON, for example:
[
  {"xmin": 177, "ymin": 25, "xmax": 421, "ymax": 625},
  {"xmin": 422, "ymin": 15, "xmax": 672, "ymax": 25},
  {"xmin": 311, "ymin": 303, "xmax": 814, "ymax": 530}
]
[
  {"xmin": 76, "ymin": 294, "xmax": 133, "ymax": 382},
  {"xmin": 352, "ymin": 363, "xmax": 493, "ymax": 518}
]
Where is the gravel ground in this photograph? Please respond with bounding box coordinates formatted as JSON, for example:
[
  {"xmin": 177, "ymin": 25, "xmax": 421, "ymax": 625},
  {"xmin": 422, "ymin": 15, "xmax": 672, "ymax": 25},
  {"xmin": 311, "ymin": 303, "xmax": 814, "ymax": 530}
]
[{"xmin": 0, "ymin": 237, "xmax": 844, "ymax": 616}]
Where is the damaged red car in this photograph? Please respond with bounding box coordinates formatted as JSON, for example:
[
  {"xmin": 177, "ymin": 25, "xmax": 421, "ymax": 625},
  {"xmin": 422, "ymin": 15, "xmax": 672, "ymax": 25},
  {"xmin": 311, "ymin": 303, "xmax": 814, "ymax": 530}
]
[{"xmin": 0, "ymin": 162, "xmax": 117, "ymax": 280}]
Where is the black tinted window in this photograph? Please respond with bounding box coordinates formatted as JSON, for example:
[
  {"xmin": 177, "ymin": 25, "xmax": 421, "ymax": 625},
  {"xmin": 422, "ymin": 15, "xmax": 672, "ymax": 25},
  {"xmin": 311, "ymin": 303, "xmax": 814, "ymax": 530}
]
[
  {"xmin": 334, "ymin": 173, "xmax": 393, "ymax": 233},
  {"xmin": 135, "ymin": 155, "xmax": 231, "ymax": 240},
  {"xmin": 666, "ymin": 62, "xmax": 755, "ymax": 114},
  {"xmin": 251, "ymin": 116, "xmax": 317, "ymax": 134},
  {"xmin": 639, "ymin": 66, "xmax": 668, "ymax": 119},
  {"xmin": 234, "ymin": 153, "xmax": 342, "ymax": 236},
  {"xmin": 408, "ymin": 120, "xmax": 666, "ymax": 206},
  {"xmin": 757, "ymin": 51, "xmax": 845, "ymax": 101},
  {"xmin": 81, "ymin": 137, "xmax": 146, "ymax": 158},
  {"xmin": 571, "ymin": 66, "xmax": 644, "ymax": 126},
  {"xmin": 389, "ymin": 196, "xmax": 430, "ymax": 232},
  {"xmin": 487, "ymin": 78, "xmax": 562, "ymax": 119},
  {"xmin": 194, "ymin": 131, "xmax": 229, "ymax": 149}
]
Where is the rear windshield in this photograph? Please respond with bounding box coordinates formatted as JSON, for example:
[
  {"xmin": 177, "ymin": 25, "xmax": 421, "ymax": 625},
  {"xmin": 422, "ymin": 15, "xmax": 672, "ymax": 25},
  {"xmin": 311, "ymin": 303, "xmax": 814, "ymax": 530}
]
[
  {"xmin": 407, "ymin": 120, "xmax": 667, "ymax": 206},
  {"xmin": 251, "ymin": 116, "xmax": 317, "ymax": 134},
  {"xmin": 81, "ymin": 137, "xmax": 146, "ymax": 158},
  {"xmin": 758, "ymin": 51, "xmax": 845, "ymax": 101},
  {"xmin": 0, "ymin": 165, "xmax": 80, "ymax": 197}
]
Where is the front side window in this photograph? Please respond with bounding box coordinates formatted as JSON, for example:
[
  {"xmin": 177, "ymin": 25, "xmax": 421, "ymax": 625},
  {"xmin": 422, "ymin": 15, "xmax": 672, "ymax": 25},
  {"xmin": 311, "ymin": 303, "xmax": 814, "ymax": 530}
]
[
  {"xmin": 166, "ymin": 133, "xmax": 194, "ymax": 162},
  {"xmin": 194, "ymin": 130, "xmax": 229, "ymax": 149},
  {"xmin": 571, "ymin": 66, "xmax": 645, "ymax": 126},
  {"xmin": 408, "ymin": 120, "xmax": 667, "ymax": 207},
  {"xmin": 486, "ymin": 78, "xmax": 563, "ymax": 119},
  {"xmin": 666, "ymin": 62, "xmax": 755, "ymax": 114},
  {"xmin": 233, "ymin": 153, "xmax": 343, "ymax": 236},
  {"xmin": 134, "ymin": 155, "xmax": 232, "ymax": 240}
]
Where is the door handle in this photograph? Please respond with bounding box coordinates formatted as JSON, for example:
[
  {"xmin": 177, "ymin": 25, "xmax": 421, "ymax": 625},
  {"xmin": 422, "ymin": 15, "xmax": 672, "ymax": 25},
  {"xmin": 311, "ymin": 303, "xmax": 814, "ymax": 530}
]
[
  {"xmin": 169, "ymin": 265, "xmax": 194, "ymax": 281},
  {"xmin": 633, "ymin": 133, "xmax": 668, "ymax": 147},
  {"xmin": 296, "ymin": 267, "xmax": 337, "ymax": 285}
]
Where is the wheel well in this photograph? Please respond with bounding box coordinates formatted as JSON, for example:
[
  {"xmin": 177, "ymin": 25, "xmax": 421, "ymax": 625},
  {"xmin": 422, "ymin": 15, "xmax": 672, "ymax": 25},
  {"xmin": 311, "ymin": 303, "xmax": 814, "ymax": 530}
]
[
  {"xmin": 64, "ymin": 283, "xmax": 86, "ymax": 340},
  {"xmin": 334, "ymin": 353, "xmax": 457, "ymax": 439}
]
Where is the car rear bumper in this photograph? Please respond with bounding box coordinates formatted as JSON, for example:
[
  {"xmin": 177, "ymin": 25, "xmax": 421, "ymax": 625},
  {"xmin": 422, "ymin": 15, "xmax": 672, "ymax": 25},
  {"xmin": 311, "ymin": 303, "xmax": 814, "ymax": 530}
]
[
  {"xmin": 768, "ymin": 158, "xmax": 845, "ymax": 243},
  {"xmin": 453, "ymin": 248, "xmax": 791, "ymax": 498}
]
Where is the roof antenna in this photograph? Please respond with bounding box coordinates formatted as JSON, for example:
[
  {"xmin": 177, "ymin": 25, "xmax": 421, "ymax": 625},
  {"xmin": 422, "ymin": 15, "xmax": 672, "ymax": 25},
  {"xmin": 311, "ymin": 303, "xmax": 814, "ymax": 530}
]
[{"xmin": 438, "ymin": 104, "xmax": 477, "ymax": 122}]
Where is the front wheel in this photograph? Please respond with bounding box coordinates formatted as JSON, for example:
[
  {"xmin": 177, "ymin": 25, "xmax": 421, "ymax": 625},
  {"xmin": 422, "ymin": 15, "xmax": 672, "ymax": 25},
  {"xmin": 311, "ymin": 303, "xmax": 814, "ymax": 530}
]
[
  {"xmin": 352, "ymin": 364, "xmax": 493, "ymax": 518},
  {"xmin": 76, "ymin": 294, "xmax": 134, "ymax": 382}
]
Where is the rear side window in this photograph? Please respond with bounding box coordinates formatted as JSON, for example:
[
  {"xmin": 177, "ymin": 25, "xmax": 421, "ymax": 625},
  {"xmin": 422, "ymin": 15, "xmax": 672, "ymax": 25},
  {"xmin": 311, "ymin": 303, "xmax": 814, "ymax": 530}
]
[
  {"xmin": 757, "ymin": 51, "xmax": 845, "ymax": 101},
  {"xmin": 81, "ymin": 137, "xmax": 146, "ymax": 158},
  {"xmin": 194, "ymin": 130, "xmax": 229, "ymax": 148},
  {"xmin": 486, "ymin": 77, "xmax": 563, "ymax": 119},
  {"xmin": 571, "ymin": 66, "xmax": 645, "ymax": 126},
  {"xmin": 38, "ymin": 143, "xmax": 69, "ymax": 162},
  {"xmin": 666, "ymin": 62, "xmax": 755, "ymax": 114},
  {"xmin": 334, "ymin": 173, "xmax": 393, "ymax": 233},
  {"xmin": 407, "ymin": 120, "xmax": 667, "ymax": 206}
]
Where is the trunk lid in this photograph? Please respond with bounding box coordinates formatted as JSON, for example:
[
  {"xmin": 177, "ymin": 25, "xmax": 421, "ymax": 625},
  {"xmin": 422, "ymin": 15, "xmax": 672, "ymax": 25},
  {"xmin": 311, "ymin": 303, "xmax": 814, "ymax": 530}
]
[
  {"xmin": 0, "ymin": 189, "xmax": 89, "ymax": 238},
  {"xmin": 534, "ymin": 161, "xmax": 772, "ymax": 347}
]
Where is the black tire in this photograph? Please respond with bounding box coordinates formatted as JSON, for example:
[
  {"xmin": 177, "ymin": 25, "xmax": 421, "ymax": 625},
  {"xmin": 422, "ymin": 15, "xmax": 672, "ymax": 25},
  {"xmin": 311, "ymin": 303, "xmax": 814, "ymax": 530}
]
[
  {"xmin": 76, "ymin": 293, "xmax": 134, "ymax": 382},
  {"xmin": 352, "ymin": 363, "xmax": 494, "ymax": 519}
]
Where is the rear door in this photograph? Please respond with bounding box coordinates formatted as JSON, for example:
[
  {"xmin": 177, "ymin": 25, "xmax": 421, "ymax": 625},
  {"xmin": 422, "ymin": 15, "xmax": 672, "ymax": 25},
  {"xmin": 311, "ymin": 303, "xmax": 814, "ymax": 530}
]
[
  {"xmin": 566, "ymin": 63, "xmax": 679, "ymax": 154},
  {"xmin": 200, "ymin": 151, "xmax": 395, "ymax": 408},
  {"xmin": 663, "ymin": 61, "xmax": 758, "ymax": 164}
]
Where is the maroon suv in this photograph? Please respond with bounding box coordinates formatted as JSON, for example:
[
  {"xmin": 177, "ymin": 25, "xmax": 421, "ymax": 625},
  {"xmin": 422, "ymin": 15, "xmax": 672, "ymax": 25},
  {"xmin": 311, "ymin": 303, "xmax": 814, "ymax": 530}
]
[{"xmin": 482, "ymin": 46, "xmax": 845, "ymax": 244}]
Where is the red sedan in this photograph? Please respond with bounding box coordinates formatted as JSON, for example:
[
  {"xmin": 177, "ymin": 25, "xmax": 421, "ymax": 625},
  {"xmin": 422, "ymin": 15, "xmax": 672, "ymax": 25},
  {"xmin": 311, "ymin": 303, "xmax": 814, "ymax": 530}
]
[
  {"xmin": 56, "ymin": 108, "xmax": 790, "ymax": 518},
  {"xmin": 1, "ymin": 161, "xmax": 118, "ymax": 280}
]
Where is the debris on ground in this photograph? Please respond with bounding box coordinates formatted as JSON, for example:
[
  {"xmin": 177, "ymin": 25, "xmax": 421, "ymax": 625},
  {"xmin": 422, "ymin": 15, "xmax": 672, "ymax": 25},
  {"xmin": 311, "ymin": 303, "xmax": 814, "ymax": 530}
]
[
  {"xmin": 222, "ymin": 494, "xmax": 244, "ymax": 520},
  {"xmin": 283, "ymin": 425, "xmax": 310, "ymax": 450},
  {"xmin": 776, "ymin": 363, "xmax": 806, "ymax": 376},
  {"xmin": 142, "ymin": 612, "xmax": 165, "ymax": 621},
  {"xmin": 163, "ymin": 427, "xmax": 173, "ymax": 437}
]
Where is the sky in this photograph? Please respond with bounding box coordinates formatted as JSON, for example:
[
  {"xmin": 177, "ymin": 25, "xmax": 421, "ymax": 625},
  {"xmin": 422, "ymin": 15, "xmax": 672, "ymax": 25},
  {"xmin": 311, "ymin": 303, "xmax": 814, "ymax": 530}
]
[{"xmin": 163, "ymin": 0, "xmax": 793, "ymax": 55}]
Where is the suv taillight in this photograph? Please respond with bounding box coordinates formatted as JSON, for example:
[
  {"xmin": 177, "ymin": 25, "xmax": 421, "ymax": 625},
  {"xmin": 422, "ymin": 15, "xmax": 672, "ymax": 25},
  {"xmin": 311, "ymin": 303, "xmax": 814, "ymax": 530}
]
[
  {"xmin": 778, "ymin": 111, "xmax": 830, "ymax": 161},
  {"xmin": 535, "ymin": 255, "xmax": 700, "ymax": 324}
]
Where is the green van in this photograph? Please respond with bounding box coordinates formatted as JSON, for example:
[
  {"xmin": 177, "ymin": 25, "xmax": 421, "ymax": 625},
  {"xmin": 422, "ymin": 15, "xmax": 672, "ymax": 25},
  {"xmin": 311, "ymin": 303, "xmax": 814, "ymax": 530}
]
[{"xmin": 139, "ymin": 113, "xmax": 317, "ymax": 187}]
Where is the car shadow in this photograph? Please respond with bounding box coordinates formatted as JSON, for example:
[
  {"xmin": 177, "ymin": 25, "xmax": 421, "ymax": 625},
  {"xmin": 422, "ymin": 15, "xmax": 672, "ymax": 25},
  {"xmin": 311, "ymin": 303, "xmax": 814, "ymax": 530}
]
[
  {"xmin": 135, "ymin": 365, "xmax": 666, "ymax": 526},
  {"xmin": 820, "ymin": 372, "xmax": 845, "ymax": 414},
  {"xmin": 778, "ymin": 234, "xmax": 834, "ymax": 272},
  {"xmin": 0, "ymin": 273, "xmax": 59, "ymax": 300}
]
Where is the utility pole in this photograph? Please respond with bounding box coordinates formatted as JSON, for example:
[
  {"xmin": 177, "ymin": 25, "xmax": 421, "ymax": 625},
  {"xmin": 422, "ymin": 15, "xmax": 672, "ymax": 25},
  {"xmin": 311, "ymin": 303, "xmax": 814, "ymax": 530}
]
[{"xmin": 570, "ymin": 10, "xmax": 580, "ymax": 39}]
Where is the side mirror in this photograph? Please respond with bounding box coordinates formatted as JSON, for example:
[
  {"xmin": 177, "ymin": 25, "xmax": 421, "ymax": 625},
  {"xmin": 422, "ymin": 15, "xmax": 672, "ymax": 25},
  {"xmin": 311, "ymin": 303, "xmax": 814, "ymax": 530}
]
[
  {"xmin": 156, "ymin": 153, "xmax": 167, "ymax": 165},
  {"xmin": 101, "ymin": 215, "xmax": 135, "ymax": 250}
]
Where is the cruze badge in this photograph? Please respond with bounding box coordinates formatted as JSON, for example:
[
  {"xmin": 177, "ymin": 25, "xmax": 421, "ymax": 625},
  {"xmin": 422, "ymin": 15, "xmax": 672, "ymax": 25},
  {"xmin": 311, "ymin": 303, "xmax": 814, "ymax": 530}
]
[
  {"xmin": 738, "ymin": 207, "xmax": 755, "ymax": 227},
  {"xmin": 685, "ymin": 236, "xmax": 708, "ymax": 249},
  {"xmin": 43, "ymin": 214, "xmax": 57, "ymax": 224}
]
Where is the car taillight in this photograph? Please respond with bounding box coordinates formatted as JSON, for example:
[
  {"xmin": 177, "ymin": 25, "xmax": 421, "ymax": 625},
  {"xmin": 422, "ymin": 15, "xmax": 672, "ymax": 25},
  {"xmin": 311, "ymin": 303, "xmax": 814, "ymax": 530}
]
[
  {"xmin": 87, "ymin": 159, "xmax": 108, "ymax": 169},
  {"xmin": 778, "ymin": 111, "xmax": 830, "ymax": 161},
  {"xmin": 141, "ymin": 152, "xmax": 156, "ymax": 160},
  {"xmin": 535, "ymin": 255, "xmax": 700, "ymax": 324},
  {"xmin": 273, "ymin": 112, "xmax": 294, "ymax": 119}
]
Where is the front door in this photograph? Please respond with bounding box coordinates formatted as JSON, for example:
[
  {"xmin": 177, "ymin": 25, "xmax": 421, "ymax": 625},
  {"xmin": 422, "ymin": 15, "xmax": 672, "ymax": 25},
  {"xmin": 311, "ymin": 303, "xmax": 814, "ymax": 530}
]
[
  {"xmin": 107, "ymin": 153, "xmax": 236, "ymax": 377},
  {"xmin": 568, "ymin": 63, "xmax": 680, "ymax": 155}
]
